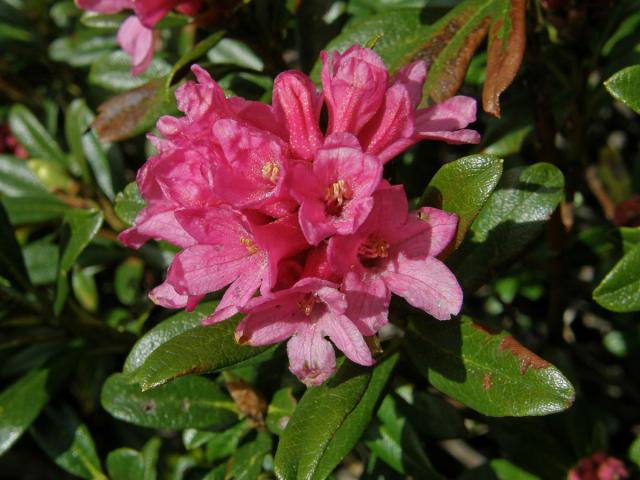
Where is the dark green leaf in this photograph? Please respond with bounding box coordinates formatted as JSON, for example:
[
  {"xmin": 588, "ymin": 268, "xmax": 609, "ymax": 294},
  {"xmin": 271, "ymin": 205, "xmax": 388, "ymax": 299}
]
[
  {"xmin": 65, "ymin": 99, "xmax": 93, "ymax": 181},
  {"xmin": 460, "ymin": 459, "xmax": 540, "ymax": 480},
  {"xmin": 448, "ymin": 163, "xmax": 564, "ymax": 291},
  {"xmin": 266, "ymin": 387, "xmax": 297, "ymax": 436},
  {"xmin": 90, "ymin": 51, "xmax": 171, "ymax": 92},
  {"xmin": 55, "ymin": 209, "xmax": 104, "ymax": 314},
  {"xmin": 620, "ymin": 226, "xmax": 640, "ymax": 254},
  {"xmin": 421, "ymin": 154, "xmax": 503, "ymax": 249},
  {"xmin": 274, "ymin": 353, "xmax": 399, "ymax": 480},
  {"xmin": 72, "ymin": 267, "xmax": 99, "ymax": 312},
  {"xmin": 604, "ymin": 65, "xmax": 640, "ymax": 114},
  {"xmin": 114, "ymin": 182, "xmax": 145, "ymax": 227},
  {"xmin": 207, "ymin": 39, "xmax": 263, "ymax": 71},
  {"xmin": 593, "ymin": 242, "xmax": 640, "ymax": 312},
  {"xmin": 114, "ymin": 258, "xmax": 144, "ymax": 306},
  {"xmin": 405, "ymin": 315, "xmax": 575, "ymax": 416},
  {"xmin": 31, "ymin": 404, "xmax": 106, "ymax": 480},
  {"xmin": 364, "ymin": 395, "xmax": 440, "ymax": 478},
  {"xmin": 101, "ymin": 373, "xmax": 237, "ymax": 429},
  {"xmin": 8, "ymin": 105, "xmax": 68, "ymax": 167},
  {"xmin": 81, "ymin": 124, "xmax": 115, "ymax": 200},
  {"xmin": 0, "ymin": 154, "xmax": 49, "ymax": 197},
  {"xmin": 1, "ymin": 195, "xmax": 70, "ymax": 225},
  {"xmin": 167, "ymin": 31, "xmax": 226, "ymax": 89},
  {"xmin": 0, "ymin": 356, "xmax": 73, "ymax": 455},
  {"xmin": 123, "ymin": 302, "xmax": 217, "ymax": 373},
  {"xmin": 183, "ymin": 419, "xmax": 251, "ymax": 462},
  {"xmin": 128, "ymin": 316, "xmax": 278, "ymax": 390},
  {"xmin": 107, "ymin": 448, "xmax": 144, "ymax": 480},
  {"xmin": 49, "ymin": 31, "xmax": 117, "ymax": 67},
  {"xmin": 0, "ymin": 201, "xmax": 31, "ymax": 290},
  {"xmin": 227, "ymin": 431, "xmax": 272, "ymax": 480}
]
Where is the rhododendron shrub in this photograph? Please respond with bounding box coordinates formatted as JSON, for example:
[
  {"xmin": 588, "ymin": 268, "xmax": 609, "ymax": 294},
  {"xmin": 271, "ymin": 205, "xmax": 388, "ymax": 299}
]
[
  {"xmin": 5, "ymin": 1, "xmax": 640, "ymax": 478},
  {"xmin": 119, "ymin": 45, "xmax": 477, "ymax": 385}
]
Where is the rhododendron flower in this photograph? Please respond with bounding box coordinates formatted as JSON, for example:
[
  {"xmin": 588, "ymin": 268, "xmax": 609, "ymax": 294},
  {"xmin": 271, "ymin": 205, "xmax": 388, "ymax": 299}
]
[
  {"xmin": 75, "ymin": 0, "xmax": 202, "ymax": 74},
  {"xmin": 568, "ymin": 452, "xmax": 628, "ymax": 480},
  {"xmin": 119, "ymin": 44, "xmax": 479, "ymax": 385}
]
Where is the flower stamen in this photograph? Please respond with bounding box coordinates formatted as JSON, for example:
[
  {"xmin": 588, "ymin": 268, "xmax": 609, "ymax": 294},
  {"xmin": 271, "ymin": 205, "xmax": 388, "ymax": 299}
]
[
  {"xmin": 240, "ymin": 235, "xmax": 259, "ymax": 254},
  {"xmin": 358, "ymin": 234, "xmax": 389, "ymax": 259},
  {"xmin": 324, "ymin": 179, "xmax": 352, "ymax": 216},
  {"xmin": 262, "ymin": 161, "xmax": 280, "ymax": 183},
  {"xmin": 297, "ymin": 293, "xmax": 320, "ymax": 316}
]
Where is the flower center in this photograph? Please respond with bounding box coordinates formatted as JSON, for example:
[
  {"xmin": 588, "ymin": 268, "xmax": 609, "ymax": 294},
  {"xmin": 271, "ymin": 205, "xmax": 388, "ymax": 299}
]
[
  {"xmin": 358, "ymin": 234, "xmax": 389, "ymax": 259},
  {"xmin": 240, "ymin": 235, "xmax": 259, "ymax": 254},
  {"xmin": 297, "ymin": 293, "xmax": 320, "ymax": 316},
  {"xmin": 324, "ymin": 179, "xmax": 352, "ymax": 216},
  {"xmin": 262, "ymin": 161, "xmax": 280, "ymax": 184}
]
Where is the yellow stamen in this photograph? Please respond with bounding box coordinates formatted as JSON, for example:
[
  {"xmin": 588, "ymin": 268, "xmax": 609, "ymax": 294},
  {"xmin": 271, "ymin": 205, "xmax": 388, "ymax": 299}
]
[
  {"xmin": 240, "ymin": 235, "xmax": 259, "ymax": 254},
  {"xmin": 358, "ymin": 235, "xmax": 389, "ymax": 259},
  {"xmin": 262, "ymin": 161, "xmax": 280, "ymax": 183},
  {"xmin": 324, "ymin": 179, "xmax": 352, "ymax": 215}
]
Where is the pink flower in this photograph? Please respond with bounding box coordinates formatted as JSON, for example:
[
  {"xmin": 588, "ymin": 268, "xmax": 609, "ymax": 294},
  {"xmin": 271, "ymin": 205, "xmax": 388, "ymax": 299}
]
[
  {"xmin": 568, "ymin": 452, "xmax": 628, "ymax": 480},
  {"xmin": 329, "ymin": 185, "xmax": 462, "ymax": 322},
  {"xmin": 290, "ymin": 133, "xmax": 382, "ymax": 245},
  {"xmin": 75, "ymin": 0, "xmax": 202, "ymax": 74},
  {"xmin": 237, "ymin": 278, "xmax": 373, "ymax": 386},
  {"xmin": 119, "ymin": 45, "xmax": 477, "ymax": 385}
]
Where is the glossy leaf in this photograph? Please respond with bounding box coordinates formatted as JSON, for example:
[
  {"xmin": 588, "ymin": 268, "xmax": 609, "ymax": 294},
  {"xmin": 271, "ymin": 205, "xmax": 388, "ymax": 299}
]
[
  {"xmin": 65, "ymin": 99, "xmax": 93, "ymax": 181},
  {"xmin": 448, "ymin": 163, "xmax": 564, "ymax": 291},
  {"xmin": 49, "ymin": 32, "xmax": 117, "ymax": 67},
  {"xmin": 274, "ymin": 353, "xmax": 399, "ymax": 480},
  {"xmin": 106, "ymin": 437, "xmax": 160, "ymax": 480},
  {"xmin": 55, "ymin": 209, "xmax": 104, "ymax": 314},
  {"xmin": 93, "ymin": 78, "xmax": 176, "ymax": 143},
  {"xmin": 123, "ymin": 301, "xmax": 217, "ymax": 373},
  {"xmin": 605, "ymin": 65, "xmax": 640, "ymax": 114},
  {"xmin": 90, "ymin": 51, "xmax": 171, "ymax": 92},
  {"xmin": 0, "ymin": 201, "xmax": 31, "ymax": 290},
  {"xmin": 1, "ymin": 195, "xmax": 70, "ymax": 225},
  {"xmin": 101, "ymin": 373, "xmax": 237, "ymax": 429},
  {"xmin": 593, "ymin": 242, "xmax": 640, "ymax": 312},
  {"xmin": 128, "ymin": 316, "xmax": 278, "ymax": 390},
  {"xmin": 114, "ymin": 182, "xmax": 145, "ymax": 227},
  {"xmin": 0, "ymin": 154, "xmax": 49, "ymax": 197},
  {"xmin": 8, "ymin": 105, "xmax": 68, "ymax": 167},
  {"xmin": 183, "ymin": 419, "xmax": 251, "ymax": 462},
  {"xmin": 31, "ymin": 404, "xmax": 106, "ymax": 480},
  {"xmin": 365, "ymin": 394, "xmax": 440, "ymax": 477},
  {"xmin": 227, "ymin": 431, "xmax": 272, "ymax": 480},
  {"xmin": 0, "ymin": 358, "xmax": 71, "ymax": 456},
  {"xmin": 405, "ymin": 315, "xmax": 575, "ymax": 417},
  {"xmin": 621, "ymin": 226, "xmax": 640, "ymax": 254},
  {"xmin": 166, "ymin": 30, "xmax": 226, "ymax": 89},
  {"xmin": 421, "ymin": 154, "xmax": 503, "ymax": 249},
  {"xmin": 266, "ymin": 387, "xmax": 297, "ymax": 435}
]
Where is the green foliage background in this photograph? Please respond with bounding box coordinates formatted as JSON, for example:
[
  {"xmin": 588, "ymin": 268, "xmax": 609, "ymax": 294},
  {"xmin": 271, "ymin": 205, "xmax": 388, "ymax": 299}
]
[{"xmin": 1, "ymin": 0, "xmax": 640, "ymax": 478}]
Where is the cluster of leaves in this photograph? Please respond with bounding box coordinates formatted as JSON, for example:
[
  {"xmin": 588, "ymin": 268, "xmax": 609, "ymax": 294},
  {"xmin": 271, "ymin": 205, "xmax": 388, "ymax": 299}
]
[{"xmin": 1, "ymin": 0, "xmax": 639, "ymax": 479}]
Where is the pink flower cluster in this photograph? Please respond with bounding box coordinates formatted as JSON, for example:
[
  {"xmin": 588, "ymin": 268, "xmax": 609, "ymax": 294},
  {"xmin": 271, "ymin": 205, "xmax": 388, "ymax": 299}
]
[
  {"xmin": 568, "ymin": 452, "xmax": 628, "ymax": 480},
  {"xmin": 120, "ymin": 45, "xmax": 479, "ymax": 385},
  {"xmin": 76, "ymin": 0, "xmax": 202, "ymax": 74}
]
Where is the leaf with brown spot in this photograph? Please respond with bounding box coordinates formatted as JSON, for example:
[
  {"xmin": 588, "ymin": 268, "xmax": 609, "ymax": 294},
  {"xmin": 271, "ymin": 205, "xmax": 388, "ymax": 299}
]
[
  {"xmin": 93, "ymin": 78, "xmax": 176, "ymax": 142},
  {"xmin": 224, "ymin": 378, "xmax": 267, "ymax": 427},
  {"xmin": 405, "ymin": 315, "xmax": 575, "ymax": 417}
]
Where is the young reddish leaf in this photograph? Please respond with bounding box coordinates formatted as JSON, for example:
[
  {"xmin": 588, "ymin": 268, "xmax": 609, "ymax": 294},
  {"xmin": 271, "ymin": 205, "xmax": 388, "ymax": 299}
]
[
  {"xmin": 93, "ymin": 78, "xmax": 175, "ymax": 142},
  {"xmin": 419, "ymin": 0, "xmax": 526, "ymax": 117}
]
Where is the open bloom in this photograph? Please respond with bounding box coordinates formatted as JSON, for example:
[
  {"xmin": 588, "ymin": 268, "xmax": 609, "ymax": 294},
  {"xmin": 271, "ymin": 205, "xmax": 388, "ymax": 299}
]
[
  {"xmin": 76, "ymin": 0, "xmax": 202, "ymax": 74},
  {"xmin": 119, "ymin": 44, "xmax": 478, "ymax": 385}
]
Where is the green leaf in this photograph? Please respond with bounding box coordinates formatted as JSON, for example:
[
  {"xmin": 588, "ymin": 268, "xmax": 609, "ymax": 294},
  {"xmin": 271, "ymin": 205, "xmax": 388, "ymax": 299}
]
[
  {"xmin": 604, "ymin": 65, "xmax": 640, "ymax": 114},
  {"xmin": 207, "ymin": 38, "xmax": 264, "ymax": 71},
  {"xmin": 81, "ymin": 123, "xmax": 116, "ymax": 200},
  {"xmin": 405, "ymin": 315, "xmax": 575, "ymax": 416},
  {"xmin": 101, "ymin": 373, "xmax": 237, "ymax": 429},
  {"xmin": 1, "ymin": 195, "xmax": 70, "ymax": 225},
  {"xmin": 620, "ymin": 226, "xmax": 640, "ymax": 254},
  {"xmin": 183, "ymin": 419, "xmax": 251, "ymax": 462},
  {"xmin": 114, "ymin": 258, "xmax": 144, "ymax": 306},
  {"xmin": 0, "ymin": 201, "xmax": 31, "ymax": 290},
  {"xmin": 447, "ymin": 163, "xmax": 564, "ymax": 291},
  {"xmin": 629, "ymin": 435, "xmax": 640, "ymax": 468},
  {"xmin": 106, "ymin": 448, "xmax": 144, "ymax": 480},
  {"xmin": 266, "ymin": 387, "xmax": 297, "ymax": 436},
  {"xmin": 9, "ymin": 104, "xmax": 68, "ymax": 168},
  {"xmin": 593, "ymin": 242, "xmax": 640, "ymax": 312},
  {"xmin": 364, "ymin": 394, "xmax": 440, "ymax": 478},
  {"xmin": 227, "ymin": 431, "xmax": 272, "ymax": 480},
  {"xmin": 166, "ymin": 30, "xmax": 226, "ymax": 89},
  {"xmin": 421, "ymin": 154, "xmax": 503, "ymax": 249},
  {"xmin": 0, "ymin": 154, "xmax": 49, "ymax": 197},
  {"xmin": 54, "ymin": 209, "xmax": 104, "ymax": 315},
  {"xmin": 460, "ymin": 459, "xmax": 541, "ymax": 480},
  {"xmin": 114, "ymin": 182, "xmax": 145, "ymax": 227},
  {"xmin": 49, "ymin": 31, "xmax": 117, "ymax": 67},
  {"xmin": 0, "ymin": 357, "xmax": 73, "ymax": 456},
  {"xmin": 128, "ymin": 316, "xmax": 278, "ymax": 390},
  {"xmin": 141, "ymin": 437, "xmax": 161, "ymax": 480},
  {"xmin": 483, "ymin": 124, "xmax": 533, "ymax": 157},
  {"xmin": 274, "ymin": 353, "xmax": 399, "ymax": 480},
  {"xmin": 72, "ymin": 267, "xmax": 99, "ymax": 312},
  {"xmin": 90, "ymin": 51, "xmax": 171, "ymax": 92},
  {"xmin": 65, "ymin": 99, "xmax": 93, "ymax": 181},
  {"xmin": 123, "ymin": 302, "xmax": 217, "ymax": 373},
  {"xmin": 31, "ymin": 404, "xmax": 106, "ymax": 480}
]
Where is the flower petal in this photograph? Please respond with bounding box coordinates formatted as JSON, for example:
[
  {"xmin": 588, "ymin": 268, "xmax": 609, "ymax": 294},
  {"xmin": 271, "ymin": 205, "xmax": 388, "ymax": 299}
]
[
  {"xmin": 117, "ymin": 16, "xmax": 154, "ymax": 75},
  {"xmin": 287, "ymin": 323, "xmax": 336, "ymax": 386},
  {"xmin": 414, "ymin": 96, "xmax": 480, "ymax": 145},
  {"xmin": 343, "ymin": 272, "xmax": 390, "ymax": 336}
]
